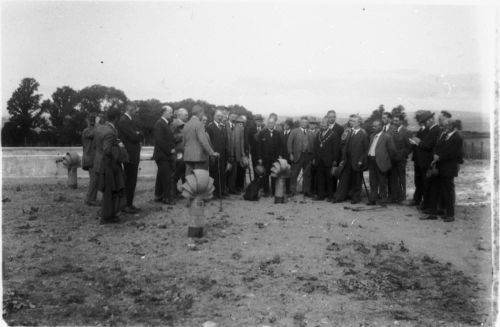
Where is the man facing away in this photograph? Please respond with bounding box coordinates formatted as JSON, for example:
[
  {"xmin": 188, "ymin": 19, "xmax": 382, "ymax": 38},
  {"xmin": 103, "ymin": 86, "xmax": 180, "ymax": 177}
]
[
  {"xmin": 82, "ymin": 112, "xmax": 99, "ymax": 206},
  {"xmin": 206, "ymin": 110, "xmax": 230, "ymax": 198},
  {"xmin": 182, "ymin": 104, "xmax": 219, "ymax": 176},
  {"xmin": 366, "ymin": 120, "xmax": 396, "ymax": 205},
  {"xmin": 95, "ymin": 108, "xmax": 128, "ymax": 224},
  {"xmin": 287, "ymin": 116, "xmax": 315, "ymax": 197},
  {"xmin": 389, "ymin": 114, "xmax": 412, "ymax": 203},
  {"xmin": 333, "ymin": 115, "xmax": 369, "ymax": 204},
  {"xmin": 153, "ymin": 105, "xmax": 176, "ymax": 205},
  {"xmin": 117, "ymin": 102, "xmax": 143, "ymax": 214}
]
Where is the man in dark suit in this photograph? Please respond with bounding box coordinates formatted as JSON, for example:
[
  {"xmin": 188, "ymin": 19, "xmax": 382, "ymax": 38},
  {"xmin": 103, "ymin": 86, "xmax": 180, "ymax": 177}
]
[
  {"xmin": 381, "ymin": 112, "xmax": 396, "ymax": 134},
  {"xmin": 117, "ymin": 102, "xmax": 143, "ymax": 214},
  {"xmin": 313, "ymin": 118, "xmax": 341, "ymax": 201},
  {"xmin": 95, "ymin": 108, "xmax": 127, "ymax": 224},
  {"xmin": 389, "ymin": 114, "xmax": 412, "ymax": 203},
  {"xmin": 423, "ymin": 119, "xmax": 463, "ymax": 222},
  {"xmin": 326, "ymin": 110, "xmax": 345, "ymax": 194},
  {"xmin": 408, "ymin": 111, "xmax": 427, "ymax": 206},
  {"xmin": 333, "ymin": 115, "xmax": 369, "ymax": 204},
  {"xmin": 207, "ymin": 110, "xmax": 230, "ymax": 198},
  {"xmin": 281, "ymin": 118, "xmax": 294, "ymax": 195},
  {"xmin": 153, "ymin": 105, "xmax": 176, "ymax": 204},
  {"xmin": 367, "ymin": 120, "xmax": 396, "ymax": 205},
  {"xmin": 248, "ymin": 114, "xmax": 264, "ymax": 173},
  {"xmin": 287, "ymin": 117, "xmax": 315, "ymax": 196},
  {"xmin": 257, "ymin": 117, "xmax": 284, "ymax": 196},
  {"xmin": 411, "ymin": 111, "xmax": 441, "ymax": 215},
  {"xmin": 226, "ymin": 113, "xmax": 246, "ymax": 193}
]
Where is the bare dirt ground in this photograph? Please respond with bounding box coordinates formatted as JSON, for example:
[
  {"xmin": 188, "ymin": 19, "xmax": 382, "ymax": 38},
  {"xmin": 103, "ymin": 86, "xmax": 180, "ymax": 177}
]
[{"xmin": 2, "ymin": 160, "xmax": 493, "ymax": 326}]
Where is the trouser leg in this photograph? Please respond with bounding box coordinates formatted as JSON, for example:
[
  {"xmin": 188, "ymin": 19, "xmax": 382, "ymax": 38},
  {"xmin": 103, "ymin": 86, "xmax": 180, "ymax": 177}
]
[{"xmin": 123, "ymin": 162, "xmax": 139, "ymax": 206}]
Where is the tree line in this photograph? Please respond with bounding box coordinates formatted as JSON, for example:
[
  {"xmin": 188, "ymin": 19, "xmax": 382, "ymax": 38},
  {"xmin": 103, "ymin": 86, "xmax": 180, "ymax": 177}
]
[
  {"xmin": 2, "ymin": 77, "xmax": 409, "ymax": 147},
  {"xmin": 1, "ymin": 78, "xmax": 254, "ymax": 146}
]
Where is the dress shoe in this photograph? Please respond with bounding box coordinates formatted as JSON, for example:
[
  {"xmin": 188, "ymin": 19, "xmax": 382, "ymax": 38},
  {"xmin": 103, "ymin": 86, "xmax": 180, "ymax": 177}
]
[
  {"xmin": 154, "ymin": 197, "xmax": 163, "ymax": 202},
  {"xmin": 100, "ymin": 216, "xmax": 120, "ymax": 224},
  {"xmin": 85, "ymin": 200, "xmax": 101, "ymax": 207},
  {"xmin": 123, "ymin": 206, "xmax": 139, "ymax": 214},
  {"xmin": 313, "ymin": 196, "xmax": 325, "ymax": 201},
  {"xmin": 443, "ymin": 216, "xmax": 455, "ymax": 222},
  {"xmin": 304, "ymin": 193, "xmax": 312, "ymax": 198},
  {"xmin": 130, "ymin": 205, "xmax": 141, "ymax": 212},
  {"xmin": 366, "ymin": 201, "xmax": 376, "ymax": 206},
  {"xmin": 350, "ymin": 200, "xmax": 360, "ymax": 204},
  {"xmin": 419, "ymin": 215, "xmax": 438, "ymax": 220}
]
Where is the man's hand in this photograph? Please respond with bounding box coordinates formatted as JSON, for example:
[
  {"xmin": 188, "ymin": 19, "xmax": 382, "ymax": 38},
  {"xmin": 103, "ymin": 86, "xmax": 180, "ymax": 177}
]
[
  {"xmin": 211, "ymin": 152, "xmax": 220, "ymax": 157},
  {"xmin": 225, "ymin": 163, "xmax": 232, "ymax": 172},
  {"xmin": 258, "ymin": 159, "xmax": 263, "ymax": 165},
  {"xmin": 433, "ymin": 154, "xmax": 439, "ymax": 162},
  {"xmin": 357, "ymin": 161, "xmax": 362, "ymax": 167},
  {"xmin": 289, "ymin": 154, "xmax": 294, "ymax": 162}
]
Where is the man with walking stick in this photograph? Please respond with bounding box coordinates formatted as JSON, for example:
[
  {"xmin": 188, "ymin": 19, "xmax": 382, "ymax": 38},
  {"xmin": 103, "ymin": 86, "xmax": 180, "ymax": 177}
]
[{"xmin": 207, "ymin": 110, "xmax": 230, "ymax": 198}]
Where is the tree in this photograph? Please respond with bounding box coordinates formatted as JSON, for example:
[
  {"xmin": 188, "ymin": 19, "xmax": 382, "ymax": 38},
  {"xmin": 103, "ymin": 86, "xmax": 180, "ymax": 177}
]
[
  {"xmin": 5, "ymin": 78, "xmax": 47, "ymax": 145},
  {"xmin": 41, "ymin": 86, "xmax": 85, "ymax": 145},
  {"xmin": 77, "ymin": 84, "xmax": 128, "ymax": 114},
  {"xmin": 134, "ymin": 99, "xmax": 164, "ymax": 145}
]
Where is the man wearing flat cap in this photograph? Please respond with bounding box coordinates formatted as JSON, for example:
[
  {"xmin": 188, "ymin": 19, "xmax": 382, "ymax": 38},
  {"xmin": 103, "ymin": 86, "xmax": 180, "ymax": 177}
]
[{"xmin": 409, "ymin": 111, "xmax": 441, "ymax": 218}]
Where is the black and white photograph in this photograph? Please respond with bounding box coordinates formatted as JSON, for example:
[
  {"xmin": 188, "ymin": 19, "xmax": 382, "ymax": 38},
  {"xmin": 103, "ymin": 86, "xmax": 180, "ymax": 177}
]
[{"xmin": 1, "ymin": 1, "xmax": 499, "ymax": 326}]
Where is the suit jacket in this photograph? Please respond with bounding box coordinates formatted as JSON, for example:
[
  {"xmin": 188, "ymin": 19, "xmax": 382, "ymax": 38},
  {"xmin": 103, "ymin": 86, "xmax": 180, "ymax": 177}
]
[
  {"xmin": 391, "ymin": 126, "xmax": 412, "ymax": 161},
  {"xmin": 170, "ymin": 118, "xmax": 185, "ymax": 155},
  {"xmin": 434, "ymin": 132, "xmax": 463, "ymax": 177},
  {"xmin": 82, "ymin": 126, "xmax": 96, "ymax": 169},
  {"xmin": 117, "ymin": 114, "xmax": 142, "ymax": 164},
  {"xmin": 329, "ymin": 123, "xmax": 345, "ymax": 139},
  {"xmin": 248, "ymin": 124, "xmax": 263, "ymax": 159},
  {"xmin": 94, "ymin": 122, "xmax": 127, "ymax": 173},
  {"xmin": 417, "ymin": 124, "xmax": 441, "ymax": 168},
  {"xmin": 382, "ymin": 124, "xmax": 396, "ymax": 134},
  {"xmin": 287, "ymin": 128, "xmax": 315, "ymax": 163},
  {"xmin": 182, "ymin": 116, "xmax": 214, "ymax": 163},
  {"xmin": 206, "ymin": 121, "xmax": 228, "ymax": 162},
  {"xmin": 369, "ymin": 131, "xmax": 396, "ymax": 173},
  {"xmin": 412, "ymin": 127, "xmax": 427, "ymax": 163},
  {"xmin": 227, "ymin": 122, "xmax": 245, "ymax": 163},
  {"xmin": 314, "ymin": 128, "xmax": 341, "ymax": 166},
  {"xmin": 258, "ymin": 129, "xmax": 284, "ymax": 165},
  {"xmin": 343, "ymin": 128, "xmax": 369, "ymax": 171},
  {"xmin": 153, "ymin": 118, "xmax": 176, "ymax": 162},
  {"xmin": 281, "ymin": 129, "xmax": 292, "ymax": 159}
]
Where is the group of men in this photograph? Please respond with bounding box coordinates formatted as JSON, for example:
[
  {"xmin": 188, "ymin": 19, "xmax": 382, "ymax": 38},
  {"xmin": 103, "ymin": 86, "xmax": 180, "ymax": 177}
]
[{"xmin": 82, "ymin": 102, "xmax": 463, "ymax": 224}]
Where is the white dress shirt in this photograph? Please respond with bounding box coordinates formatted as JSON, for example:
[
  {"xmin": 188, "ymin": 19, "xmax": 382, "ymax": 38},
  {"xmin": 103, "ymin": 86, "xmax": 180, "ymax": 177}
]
[{"xmin": 368, "ymin": 131, "xmax": 382, "ymax": 156}]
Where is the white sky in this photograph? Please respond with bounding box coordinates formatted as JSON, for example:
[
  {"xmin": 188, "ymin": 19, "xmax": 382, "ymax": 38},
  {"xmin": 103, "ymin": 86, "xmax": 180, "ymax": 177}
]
[{"xmin": 1, "ymin": 2, "xmax": 496, "ymax": 117}]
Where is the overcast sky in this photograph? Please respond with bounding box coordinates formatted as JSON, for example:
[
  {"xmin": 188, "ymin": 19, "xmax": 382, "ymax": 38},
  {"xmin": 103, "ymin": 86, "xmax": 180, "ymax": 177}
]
[{"xmin": 1, "ymin": 2, "xmax": 496, "ymax": 117}]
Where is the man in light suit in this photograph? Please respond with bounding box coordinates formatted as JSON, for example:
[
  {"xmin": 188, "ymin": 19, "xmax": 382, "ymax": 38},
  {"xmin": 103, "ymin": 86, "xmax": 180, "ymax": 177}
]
[
  {"xmin": 287, "ymin": 116, "xmax": 315, "ymax": 196},
  {"xmin": 117, "ymin": 102, "xmax": 143, "ymax": 214},
  {"xmin": 182, "ymin": 104, "xmax": 219, "ymax": 176},
  {"xmin": 153, "ymin": 105, "xmax": 176, "ymax": 204},
  {"xmin": 333, "ymin": 115, "xmax": 369, "ymax": 204},
  {"xmin": 367, "ymin": 120, "xmax": 396, "ymax": 205},
  {"xmin": 389, "ymin": 114, "xmax": 412, "ymax": 203}
]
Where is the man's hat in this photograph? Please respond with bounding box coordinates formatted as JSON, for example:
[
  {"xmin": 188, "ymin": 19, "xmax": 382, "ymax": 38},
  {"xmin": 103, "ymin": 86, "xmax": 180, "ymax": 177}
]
[
  {"xmin": 419, "ymin": 110, "xmax": 435, "ymax": 123},
  {"xmin": 254, "ymin": 114, "xmax": 263, "ymax": 121},
  {"xmin": 236, "ymin": 116, "xmax": 246, "ymax": 123}
]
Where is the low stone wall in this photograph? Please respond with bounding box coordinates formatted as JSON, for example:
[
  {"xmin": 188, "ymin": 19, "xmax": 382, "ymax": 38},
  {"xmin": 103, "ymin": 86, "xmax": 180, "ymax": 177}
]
[{"xmin": 2, "ymin": 147, "xmax": 157, "ymax": 179}]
